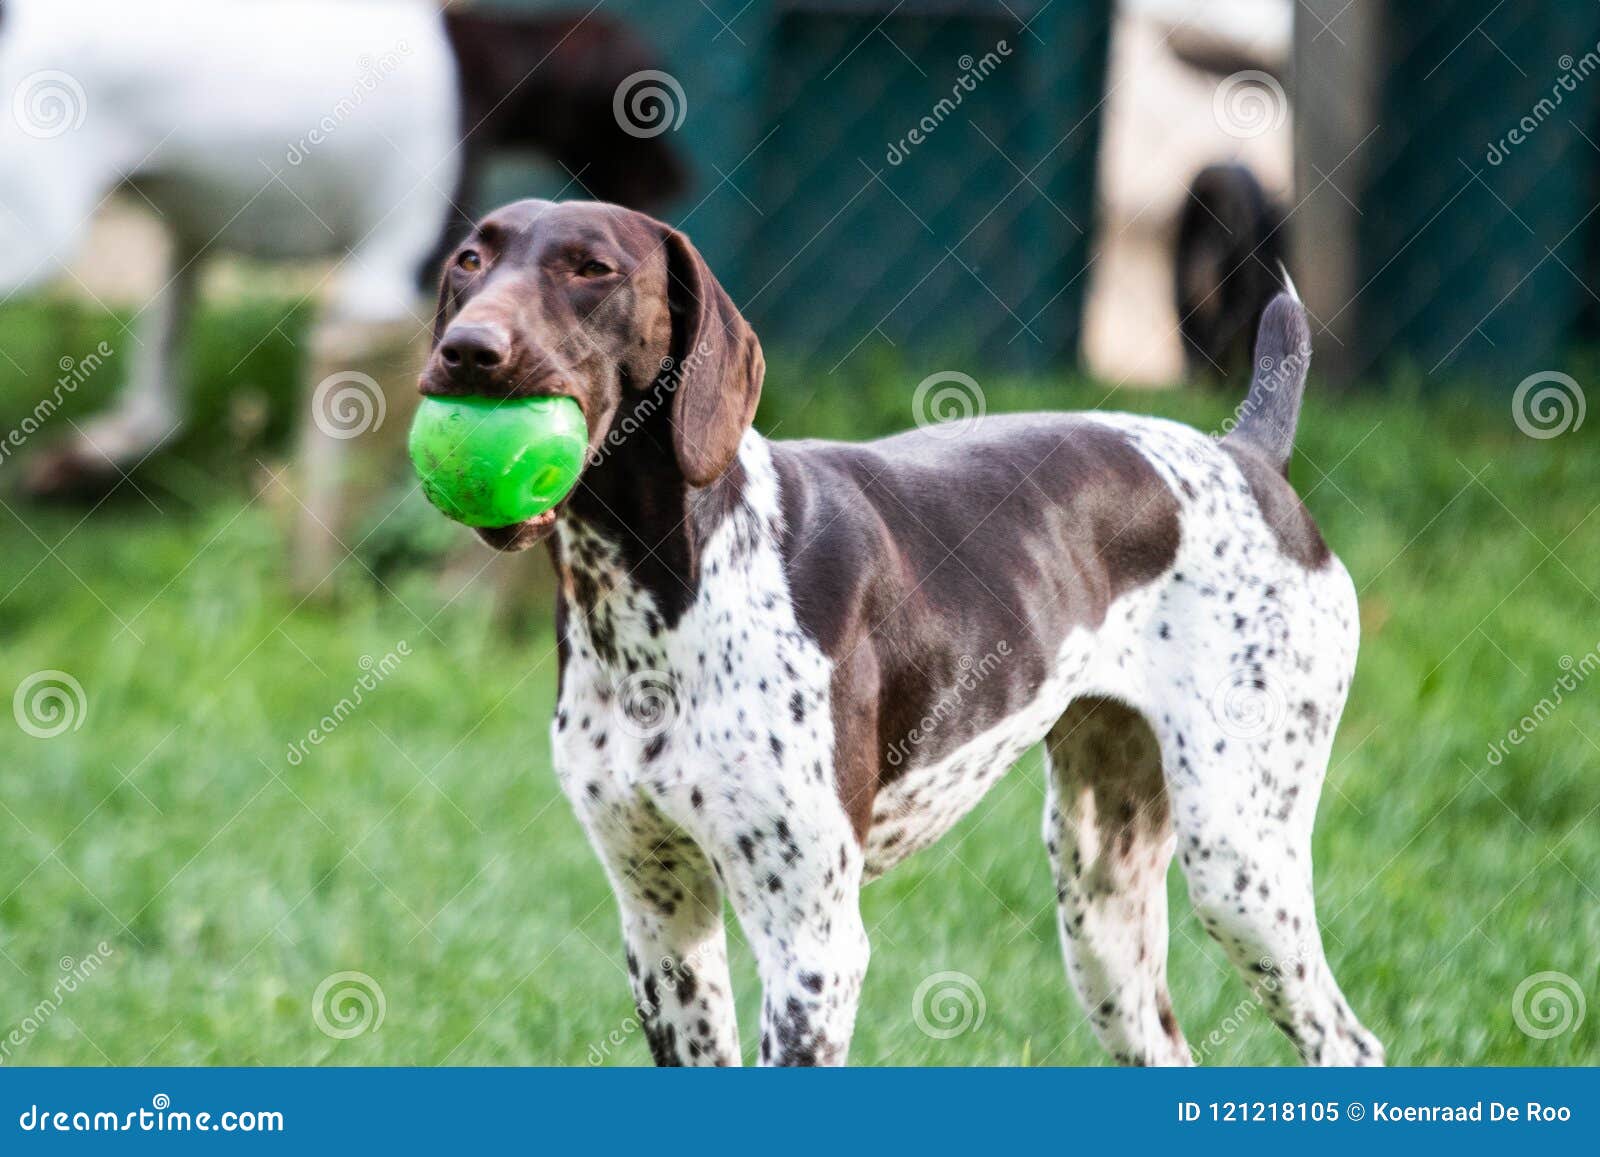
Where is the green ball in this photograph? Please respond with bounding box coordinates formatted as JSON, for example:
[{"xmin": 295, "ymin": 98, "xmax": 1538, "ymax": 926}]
[{"xmin": 408, "ymin": 396, "xmax": 587, "ymax": 527}]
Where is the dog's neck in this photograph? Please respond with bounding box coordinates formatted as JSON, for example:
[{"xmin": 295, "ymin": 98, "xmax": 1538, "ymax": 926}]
[{"xmin": 550, "ymin": 432, "xmax": 758, "ymax": 658}]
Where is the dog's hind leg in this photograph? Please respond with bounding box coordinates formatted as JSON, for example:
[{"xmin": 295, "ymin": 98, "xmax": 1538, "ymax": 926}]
[
  {"xmin": 1154, "ymin": 572, "xmax": 1383, "ymax": 1065},
  {"xmin": 1045, "ymin": 697, "xmax": 1191, "ymax": 1065},
  {"xmin": 1163, "ymin": 732, "xmax": 1383, "ymax": 1064}
]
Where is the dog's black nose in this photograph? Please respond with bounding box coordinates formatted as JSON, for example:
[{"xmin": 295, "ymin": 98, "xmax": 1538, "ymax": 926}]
[{"xmin": 438, "ymin": 323, "xmax": 511, "ymax": 383}]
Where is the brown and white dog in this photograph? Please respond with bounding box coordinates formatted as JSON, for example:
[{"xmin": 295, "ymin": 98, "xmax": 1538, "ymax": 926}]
[{"xmin": 422, "ymin": 198, "xmax": 1384, "ymax": 1067}]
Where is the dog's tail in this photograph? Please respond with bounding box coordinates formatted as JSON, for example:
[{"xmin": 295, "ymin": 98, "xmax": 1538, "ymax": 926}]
[{"xmin": 1222, "ymin": 272, "xmax": 1311, "ymax": 475}]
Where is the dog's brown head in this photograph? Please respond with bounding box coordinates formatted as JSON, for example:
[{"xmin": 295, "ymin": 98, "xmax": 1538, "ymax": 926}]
[{"xmin": 421, "ymin": 199, "xmax": 763, "ymax": 550}]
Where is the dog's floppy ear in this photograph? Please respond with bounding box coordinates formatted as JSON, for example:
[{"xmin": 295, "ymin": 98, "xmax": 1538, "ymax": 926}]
[{"xmin": 661, "ymin": 228, "xmax": 764, "ymax": 487}]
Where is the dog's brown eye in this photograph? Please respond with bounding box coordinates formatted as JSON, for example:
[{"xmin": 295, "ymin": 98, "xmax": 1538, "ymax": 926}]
[
  {"xmin": 457, "ymin": 250, "xmax": 483, "ymax": 272},
  {"xmin": 577, "ymin": 260, "xmax": 614, "ymax": 278}
]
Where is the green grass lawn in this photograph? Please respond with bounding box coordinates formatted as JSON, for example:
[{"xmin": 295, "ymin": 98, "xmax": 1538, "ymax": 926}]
[{"xmin": 0, "ymin": 299, "xmax": 1596, "ymax": 1066}]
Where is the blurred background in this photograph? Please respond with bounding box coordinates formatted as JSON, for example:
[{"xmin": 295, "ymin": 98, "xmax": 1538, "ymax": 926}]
[
  {"xmin": 0, "ymin": 0, "xmax": 1594, "ymax": 1066},
  {"xmin": 41, "ymin": 0, "xmax": 1600, "ymax": 384}
]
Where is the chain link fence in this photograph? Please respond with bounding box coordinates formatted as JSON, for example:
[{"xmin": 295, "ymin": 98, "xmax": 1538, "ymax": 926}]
[
  {"xmin": 1324, "ymin": 1, "xmax": 1600, "ymax": 384},
  {"xmin": 481, "ymin": 0, "xmax": 1600, "ymax": 389},
  {"xmin": 484, "ymin": 0, "xmax": 1111, "ymax": 373}
]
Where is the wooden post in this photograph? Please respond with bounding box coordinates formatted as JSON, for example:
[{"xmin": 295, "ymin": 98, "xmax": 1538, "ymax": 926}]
[{"xmin": 1292, "ymin": 0, "xmax": 1381, "ymax": 383}]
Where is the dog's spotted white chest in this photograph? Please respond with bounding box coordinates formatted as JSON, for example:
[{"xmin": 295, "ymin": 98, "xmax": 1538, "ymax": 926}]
[{"xmin": 550, "ymin": 438, "xmax": 835, "ymax": 832}]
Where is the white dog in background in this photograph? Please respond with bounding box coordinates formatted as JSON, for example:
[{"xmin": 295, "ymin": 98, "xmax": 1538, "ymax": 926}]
[{"xmin": 0, "ymin": 0, "xmax": 684, "ymax": 587}]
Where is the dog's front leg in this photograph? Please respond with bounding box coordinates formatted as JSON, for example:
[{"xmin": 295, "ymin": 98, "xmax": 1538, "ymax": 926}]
[
  {"xmin": 709, "ymin": 798, "xmax": 869, "ymax": 1066},
  {"xmin": 614, "ymin": 866, "xmax": 741, "ymax": 1067},
  {"xmin": 616, "ymin": 911, "xmax": 738, "ymax": 1066},
  {"xmin": 577, "ymin": 798, "xmax": 742, "ymax": 1066}
]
